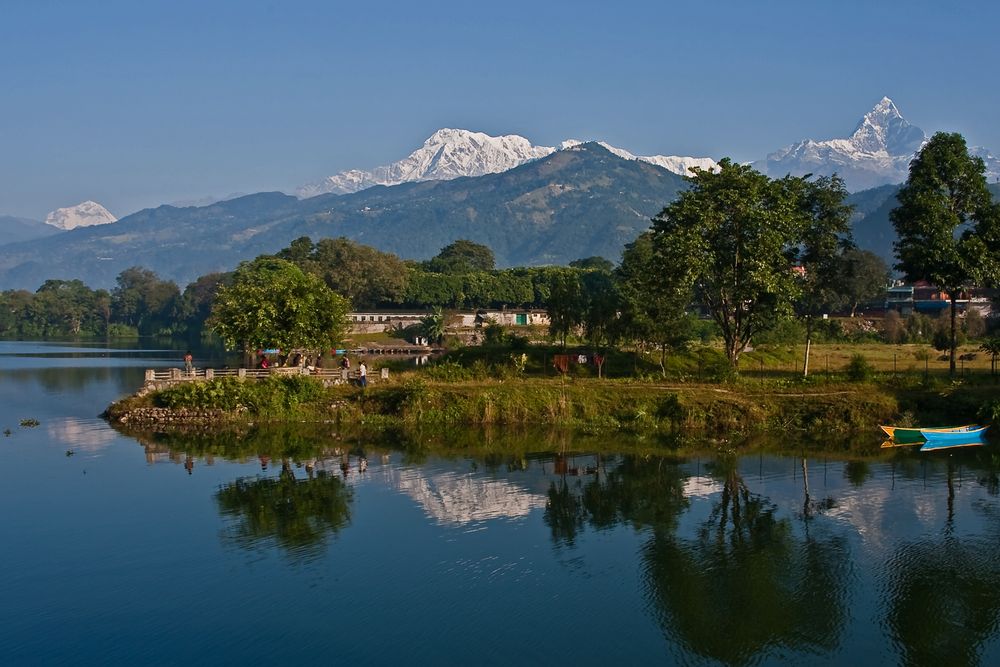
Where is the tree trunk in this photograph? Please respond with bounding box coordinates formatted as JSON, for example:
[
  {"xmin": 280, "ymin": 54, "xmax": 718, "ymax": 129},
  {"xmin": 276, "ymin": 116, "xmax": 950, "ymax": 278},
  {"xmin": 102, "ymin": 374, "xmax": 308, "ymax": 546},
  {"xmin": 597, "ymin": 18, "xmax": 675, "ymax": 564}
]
[
  {"xmin": 949, "ymin": 296, "xmax": 957, "ymax": 377},
  {"xmin": 659, "ymin": 344, "xmax": 667, "ymax": 378}
]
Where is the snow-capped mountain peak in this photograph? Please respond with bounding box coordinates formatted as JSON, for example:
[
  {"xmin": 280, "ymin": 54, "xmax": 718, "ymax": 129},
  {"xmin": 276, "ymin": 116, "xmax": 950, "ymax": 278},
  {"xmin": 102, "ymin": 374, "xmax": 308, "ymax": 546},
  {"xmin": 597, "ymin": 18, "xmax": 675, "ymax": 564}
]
[
  {"xmin": 561, "ymin": 140, "xmax": 718, "ymax": 175},
  {"xmin": 848, "ymin": 96, "xmax": 924, "ymax": 155},
  {"xmin": 762, "ymin": 97, "xmax": 929, "ymax": 191},
  {"xmin": 296, "ymin": 130, "xmax": 718, "ymax": 198},
  {"xmin": 296, "ymin": 129, "xmax": 555, "ymax": 198},
  {"xmin": 44, "ymin": 201, "xmax": 117, "ymax": 230}
]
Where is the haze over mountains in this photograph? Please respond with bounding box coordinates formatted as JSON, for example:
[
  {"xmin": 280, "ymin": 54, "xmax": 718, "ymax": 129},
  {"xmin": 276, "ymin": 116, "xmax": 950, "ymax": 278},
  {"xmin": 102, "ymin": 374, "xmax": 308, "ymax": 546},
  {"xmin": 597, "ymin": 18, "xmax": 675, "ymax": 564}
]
[{"xmin": 2, "ymin": 96, "xmax": 998, "ymax": 291}]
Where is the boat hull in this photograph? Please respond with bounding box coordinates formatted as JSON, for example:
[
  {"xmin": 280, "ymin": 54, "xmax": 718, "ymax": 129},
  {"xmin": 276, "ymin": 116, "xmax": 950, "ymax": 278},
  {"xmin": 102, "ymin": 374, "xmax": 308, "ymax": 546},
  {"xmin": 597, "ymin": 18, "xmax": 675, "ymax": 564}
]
[
  {"xmin": 880, "ymin": 424, "xmax": 978, "ymax": 444},
  {"xmin": 919, "ymin": 425, "xmax": 989, "ymax": 447}
]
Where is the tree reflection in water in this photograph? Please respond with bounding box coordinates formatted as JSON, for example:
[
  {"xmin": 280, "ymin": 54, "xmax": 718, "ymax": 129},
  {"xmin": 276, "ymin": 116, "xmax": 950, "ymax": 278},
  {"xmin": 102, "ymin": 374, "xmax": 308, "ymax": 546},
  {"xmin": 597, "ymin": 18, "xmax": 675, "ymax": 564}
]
[
  {"xmin": 216, "ymin": 460, "xmax": 353, "ymax": 558},
  {"xmin": 544, "ymin": 455, "xmax": 689, "ymax": 547},
  {"xmin": 546, "ymin": 454, "xmax": 849, "ymax": 665},
  {"xmin": 883, "ymin": 465, "xmax": 1000, "ymax": 667}
]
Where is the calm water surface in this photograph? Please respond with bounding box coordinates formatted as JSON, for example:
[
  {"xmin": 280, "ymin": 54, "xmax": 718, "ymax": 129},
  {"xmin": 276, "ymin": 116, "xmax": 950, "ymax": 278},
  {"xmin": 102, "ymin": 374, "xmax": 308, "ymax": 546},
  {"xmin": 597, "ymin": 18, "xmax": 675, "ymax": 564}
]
[{"xmin": 1, "ymin": 341, "xmax": 999, "ymax": 666}]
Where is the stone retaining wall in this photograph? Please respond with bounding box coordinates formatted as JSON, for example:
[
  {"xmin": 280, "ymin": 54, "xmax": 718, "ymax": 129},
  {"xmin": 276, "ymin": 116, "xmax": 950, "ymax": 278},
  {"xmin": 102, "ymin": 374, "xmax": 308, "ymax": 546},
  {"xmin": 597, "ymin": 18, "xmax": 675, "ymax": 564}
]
[{"xmin": 114, "ymin": 407, "xmax": 236, "ymax": 426}]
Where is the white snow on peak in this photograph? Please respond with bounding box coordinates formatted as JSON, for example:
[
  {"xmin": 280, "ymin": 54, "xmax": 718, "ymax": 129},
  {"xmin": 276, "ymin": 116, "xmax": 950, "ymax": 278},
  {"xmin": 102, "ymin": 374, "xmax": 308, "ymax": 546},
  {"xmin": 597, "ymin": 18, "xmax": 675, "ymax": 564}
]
[
  {"xmin": 296, "ymin": 129, "xmax": 718, "ymax": 198},
  {"xmin": 296, "ymin": 129, "xmax": 555, "ymax": 198},
  {"xmin": 971, "ymin": 146, "xmax": 1000, "ymax": 183},
  {"xmin": 762, "ymin": 96, "xmax": 929, "ymax": 190},
  {"xmin": 561, "ymin": 139, "xmax": 719, "ymax": 175},
  {"xmin": 44, "ymin": 200, "xmax": 117, "ymax": 230}
]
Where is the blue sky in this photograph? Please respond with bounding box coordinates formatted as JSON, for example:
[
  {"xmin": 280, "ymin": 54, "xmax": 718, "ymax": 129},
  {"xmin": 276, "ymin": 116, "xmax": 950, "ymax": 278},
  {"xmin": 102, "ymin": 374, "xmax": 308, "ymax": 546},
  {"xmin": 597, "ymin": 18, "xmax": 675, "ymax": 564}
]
[{"xmin": 1, "ymin": 0, "xmax": 998, "ymax": 219}]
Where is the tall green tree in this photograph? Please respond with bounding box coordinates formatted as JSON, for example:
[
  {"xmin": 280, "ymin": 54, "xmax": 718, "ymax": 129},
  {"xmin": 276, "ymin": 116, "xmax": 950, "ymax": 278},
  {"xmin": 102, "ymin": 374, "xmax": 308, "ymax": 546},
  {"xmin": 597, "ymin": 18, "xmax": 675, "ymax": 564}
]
[
  {"xmin": 616, "ymin": 232, "xmax": 694, "ymax": 375},
  {"xmin": 891, "ymin": 132, "xmax": 1000, "ymax": 376},
  {"xmin": 420, "ymin": 306, "xmax": 446, "ymax": 344},
  {"xmin": 579, "ymin": 270, "xmax": 619, "ymax": 377},
  {"xmin": 788, "ymin": 175, "xmax": 854, "ymax": 376},
  {"xmin": 545, "ymin": 269, "xmax": 584, "ymax": 348},
  {"xmin": 177, "ymin": 272, "xmax": 230, "ymax": 337},
  {"xmin": 652, "ymin": 160, "xmax": 847, "ymax": 368},
  {"xmin": 276, "ymin": 236, "xmax": 408, "ymax": 309},
  {"xmin": 423, "ymin": 239, "xmax": 496, "ymax": 274},
  {"xmin": 840, "ymin": 248, "xmax": 889, "ymax": 317},
  {"xmin": 110, "ymin": 267, "xmax": 181, "ymax": 335},
  {"xmin": 210, "ymin": 257, "xmax": 350, "ymax": 363}
]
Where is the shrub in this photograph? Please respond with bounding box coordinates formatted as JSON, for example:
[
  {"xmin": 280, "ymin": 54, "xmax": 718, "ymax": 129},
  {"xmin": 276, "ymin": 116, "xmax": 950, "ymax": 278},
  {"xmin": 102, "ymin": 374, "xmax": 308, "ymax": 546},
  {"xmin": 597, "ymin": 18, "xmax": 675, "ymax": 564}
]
[
  {"xmin": 425, "ymin": 360, "xmax": 473, "ymax": 382},
  {"xmin": 845, "ymin": 354, "xmax": 875, "ymax": 382},
  {"xmin": 978, "ymin": 399, "xmax": 1000, "ymax": 426}
]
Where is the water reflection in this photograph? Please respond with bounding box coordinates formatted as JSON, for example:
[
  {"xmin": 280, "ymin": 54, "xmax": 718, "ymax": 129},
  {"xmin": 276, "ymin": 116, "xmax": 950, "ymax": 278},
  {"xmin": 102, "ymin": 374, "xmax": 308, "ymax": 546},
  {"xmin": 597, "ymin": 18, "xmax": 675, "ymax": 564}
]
[
  {"xmin": 882, "ymin": 464, "xmax": 1000, "ymax": 667},
  {"xmin": 47, "ymin": 417, "xmax": 117, "ymax": 452},
  {"xmin": 544, "ymin": 455, "xmax": 689, "ymax": 546},
  {"xmin": 216, "ymin": 461, "xmax": 353, "ymax": 559},
  {"xmin": 115, "ymin": 421, "xmax": 1000, "ymax": 664},
  {"xmin": 646, "ymin": 458, "xmax": 848, "ymax": 665}
]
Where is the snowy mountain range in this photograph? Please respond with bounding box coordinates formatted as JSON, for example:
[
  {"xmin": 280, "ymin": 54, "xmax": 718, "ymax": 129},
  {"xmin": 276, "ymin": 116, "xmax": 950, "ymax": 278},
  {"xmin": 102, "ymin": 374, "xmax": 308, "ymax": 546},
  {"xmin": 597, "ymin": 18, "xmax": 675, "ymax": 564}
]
[
  {"xmin": 761, "ymin": 96, "xmax": 1000, "ymax": 191},
  {"xmin": 296, "ymin": 128, "xmax": 719, "ymax": 198},
  {"xmin": 44, "ymin": 200, "xmax": 117, "ymax": 230}
]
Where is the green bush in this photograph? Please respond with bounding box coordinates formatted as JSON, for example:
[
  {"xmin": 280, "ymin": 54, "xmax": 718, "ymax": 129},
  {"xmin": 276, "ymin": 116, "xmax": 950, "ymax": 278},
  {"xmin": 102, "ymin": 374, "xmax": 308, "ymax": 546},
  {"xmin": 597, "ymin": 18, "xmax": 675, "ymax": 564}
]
[
  {"xmin": 845, "ymin": 354, "xmax": 875, "ymax": 382},
  {"xmin": 978, "ymin": 399, "xmax": 1000, "ymax": 426},
  {"xmin": 753, "ymin": 318, "xmax": 805, "ymax": 345},
  {"xmin": 425, "ymin": 360, "xmax": 474, "ymax": 382},
  {"xmin": 153, "ymin": 376, "xmax": 325, "ymax": 414},
  {"xmin": 106, "ymin": 323, "xmax": 139, "ymax": 338}
]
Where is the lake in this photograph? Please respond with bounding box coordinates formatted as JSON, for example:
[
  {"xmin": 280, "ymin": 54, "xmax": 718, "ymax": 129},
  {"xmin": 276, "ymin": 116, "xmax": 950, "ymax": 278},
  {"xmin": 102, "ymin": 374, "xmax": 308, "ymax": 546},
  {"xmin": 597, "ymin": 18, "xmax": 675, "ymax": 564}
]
[{"xmin": 1, "ymin": 341, "xmax": 999, "ymax": 666}]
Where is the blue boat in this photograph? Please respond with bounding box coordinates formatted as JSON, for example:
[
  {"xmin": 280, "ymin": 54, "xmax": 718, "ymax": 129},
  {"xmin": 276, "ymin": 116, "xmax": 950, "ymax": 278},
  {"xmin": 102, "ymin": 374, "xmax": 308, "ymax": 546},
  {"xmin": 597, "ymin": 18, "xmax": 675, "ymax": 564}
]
[{"xmin": 919, "ymin": 425, "xmax": 990, "ymax": 451}]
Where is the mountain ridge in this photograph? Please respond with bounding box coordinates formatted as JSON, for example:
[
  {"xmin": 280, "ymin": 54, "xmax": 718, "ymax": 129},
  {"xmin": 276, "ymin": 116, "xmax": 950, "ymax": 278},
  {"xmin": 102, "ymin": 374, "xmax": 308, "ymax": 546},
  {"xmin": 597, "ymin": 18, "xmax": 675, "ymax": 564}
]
[
  {"xmin": 0, "ymin": 144, "xmax": 688, "ymax": 290},
  {"xmin": 297, "ymin": 128, "xmax": 717, "ymax": 198}
]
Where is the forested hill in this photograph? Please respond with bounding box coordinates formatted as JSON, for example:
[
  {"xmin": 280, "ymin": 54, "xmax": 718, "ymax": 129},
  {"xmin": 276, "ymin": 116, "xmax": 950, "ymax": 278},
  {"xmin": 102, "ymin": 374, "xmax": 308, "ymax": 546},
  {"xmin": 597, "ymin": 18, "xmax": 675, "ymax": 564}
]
[{"xmin": 0, "ymin": 144, "xmax": 688, "ymax": 290}]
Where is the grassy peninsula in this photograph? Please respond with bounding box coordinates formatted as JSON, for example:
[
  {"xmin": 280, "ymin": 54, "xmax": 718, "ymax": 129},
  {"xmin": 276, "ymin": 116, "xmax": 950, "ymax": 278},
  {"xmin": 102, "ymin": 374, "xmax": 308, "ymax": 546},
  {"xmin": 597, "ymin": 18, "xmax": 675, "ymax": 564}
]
[{"xmin": 105, "ymin": 366, "xmax": 999, "ymax": 445}]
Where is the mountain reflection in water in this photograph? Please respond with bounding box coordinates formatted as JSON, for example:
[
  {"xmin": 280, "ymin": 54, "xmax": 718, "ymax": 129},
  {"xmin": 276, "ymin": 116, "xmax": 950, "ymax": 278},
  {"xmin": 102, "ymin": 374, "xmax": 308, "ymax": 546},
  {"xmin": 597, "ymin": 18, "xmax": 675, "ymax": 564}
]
[{"xmin": 129, "ymin": 425, "xmax": 1000, "ymax": 665}]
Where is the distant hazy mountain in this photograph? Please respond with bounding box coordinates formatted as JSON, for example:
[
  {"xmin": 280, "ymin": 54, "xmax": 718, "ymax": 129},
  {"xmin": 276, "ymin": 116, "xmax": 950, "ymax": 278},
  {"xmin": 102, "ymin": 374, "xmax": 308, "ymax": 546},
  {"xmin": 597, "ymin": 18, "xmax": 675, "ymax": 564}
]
[
  {"xmin": 297, "ymin": 128, "xmax": 716, "ymax": 198},
  {"xmin": 847, "ymin": 182, "xmax": 1000, "ymax": 264},
  {"xmin": 168, "ymin": 193, "xmax": 248, "ymax": 208},
  {"xmin": 0, "ymin": 143, "xmax": 688, "ymax": 290},
  {"xmin": 44, "ymin": 201, "xmax": 117, "ymax": 230},
  {"xmin": 0, "ymin": 215, "xmax": 61, "ymax": 246}
]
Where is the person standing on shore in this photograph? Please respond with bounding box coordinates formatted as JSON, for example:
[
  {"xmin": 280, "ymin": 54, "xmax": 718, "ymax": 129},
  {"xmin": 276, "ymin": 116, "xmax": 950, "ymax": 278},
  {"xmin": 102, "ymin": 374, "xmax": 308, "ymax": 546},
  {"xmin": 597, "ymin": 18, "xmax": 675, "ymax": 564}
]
[
  {"xmin": 359, "ymin": 361, "xmax": 367, "ymax": 388},
  {"xmin": 184, "ymin": 350, "xmax": 194, "ymax": 375}
]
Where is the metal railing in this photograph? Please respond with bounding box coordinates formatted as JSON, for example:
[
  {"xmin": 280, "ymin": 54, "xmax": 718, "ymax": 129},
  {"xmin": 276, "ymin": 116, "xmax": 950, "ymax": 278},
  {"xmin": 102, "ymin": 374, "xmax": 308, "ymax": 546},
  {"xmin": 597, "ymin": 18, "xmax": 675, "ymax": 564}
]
[{"xmin": 144, "ymin": 367, "xmax": 387, "ymax": 384}]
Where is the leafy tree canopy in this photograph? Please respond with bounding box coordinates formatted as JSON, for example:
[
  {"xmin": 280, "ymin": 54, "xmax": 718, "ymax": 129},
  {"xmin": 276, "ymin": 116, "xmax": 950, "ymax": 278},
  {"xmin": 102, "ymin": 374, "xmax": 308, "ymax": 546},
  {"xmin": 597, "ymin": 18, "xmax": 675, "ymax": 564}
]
[
  {"xmin": 210, "ymin": 257, "xmax": 350, "ymax": 354},
  {"xmin": 891, "ymin": 132, "xmax": 1000, "ymax": 374},
  {"xmin": 423, "ymin": 239, "xmax": 496, "ymax": 274},
  {"xmin": 275, "ymin": 236, "xmax": 408, "ymax": 309},
  {"xmin": 650, "ymin": 160, "xmax": 852, "ymax": 367},
  {"xmin": 110, "ymin": 267, "xmax": 180, "ymax": 335},
  {"xmin": 569, "ymin": 256, "xmax": 614, "ymax": 272}
]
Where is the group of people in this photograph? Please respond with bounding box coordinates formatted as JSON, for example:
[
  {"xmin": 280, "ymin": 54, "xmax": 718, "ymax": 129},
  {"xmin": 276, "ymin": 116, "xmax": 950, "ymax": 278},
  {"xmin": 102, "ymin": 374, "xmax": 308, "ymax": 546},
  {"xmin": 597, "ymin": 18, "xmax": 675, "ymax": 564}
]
[
  {"xmin": 250, "ymin": 350, "xmax": 367, "ymax": 387},
  {"xmin": 340, "ymin": 355, "xmax": 368, "ymax": 387}
]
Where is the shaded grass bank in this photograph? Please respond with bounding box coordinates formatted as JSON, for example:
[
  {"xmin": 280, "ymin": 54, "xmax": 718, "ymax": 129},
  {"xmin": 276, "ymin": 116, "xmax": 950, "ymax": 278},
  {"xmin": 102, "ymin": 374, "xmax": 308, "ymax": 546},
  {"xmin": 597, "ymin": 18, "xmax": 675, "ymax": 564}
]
[{"xmin": 104, "ymin": 375, "xmax": 936, "ymax": 438}]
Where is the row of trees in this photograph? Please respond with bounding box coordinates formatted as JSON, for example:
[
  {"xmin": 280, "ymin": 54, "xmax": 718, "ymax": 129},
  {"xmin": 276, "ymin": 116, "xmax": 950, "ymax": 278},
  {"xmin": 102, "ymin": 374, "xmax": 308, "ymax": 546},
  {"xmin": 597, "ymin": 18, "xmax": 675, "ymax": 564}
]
[
  {"xmin": 613, "ymin": 132, "xmax": 998, "ymax": 375},
  {"xmin": 0, "ymin": 269, "xmax": 208, "ymax": 338},
  {"xmin": 0, "ymin": 240, "xmax": 571, "ymax": 339},
  {"xmin": 4, "ymin": 132, "xmax": 994, "ymax": 379},
  {"xmin": 542, "ymin": 165, "xmax": 891, "ymax": 373}
]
